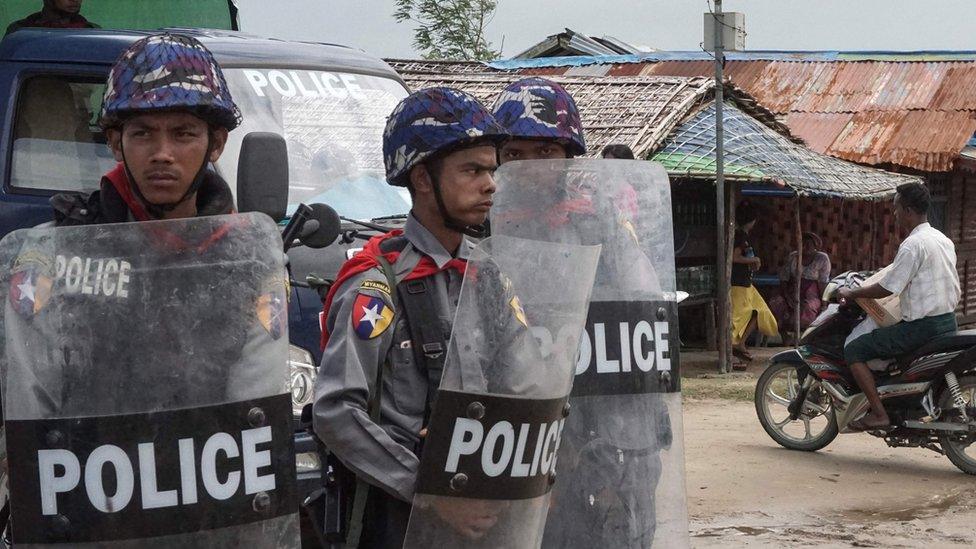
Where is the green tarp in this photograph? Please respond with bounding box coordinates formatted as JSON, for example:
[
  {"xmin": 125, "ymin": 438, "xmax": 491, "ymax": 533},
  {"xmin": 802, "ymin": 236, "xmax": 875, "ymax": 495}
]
[{"xmin": 2, "ymin": 0, "xmax": 237, "ymax": 34}]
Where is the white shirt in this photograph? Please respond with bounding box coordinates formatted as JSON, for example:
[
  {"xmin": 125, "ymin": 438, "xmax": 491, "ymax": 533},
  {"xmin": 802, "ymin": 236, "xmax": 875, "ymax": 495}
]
[{"xmin": 880, "ymin": 222, "xmax": 960, "ymax": 321}]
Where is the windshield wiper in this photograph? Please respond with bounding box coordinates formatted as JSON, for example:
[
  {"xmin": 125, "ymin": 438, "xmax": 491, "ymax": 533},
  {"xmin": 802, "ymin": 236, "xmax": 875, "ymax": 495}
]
[
  {"xmin": 371, "ymin": 213, "xmax": 409, "ymax": 222},
  {"xmin": 340, "ymin": 216, "xmax": 394, "ymax": 233}
]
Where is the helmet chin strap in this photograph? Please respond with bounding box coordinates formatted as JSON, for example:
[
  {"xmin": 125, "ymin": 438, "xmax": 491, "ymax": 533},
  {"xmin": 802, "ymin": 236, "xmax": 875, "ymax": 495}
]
[
  {"xmin": 429, "ymin": 173, "xmax": 490, "ymax": 239},
  {"xmin": 119, "ymin": 132, "xmax": 214, "ymax": 219}
]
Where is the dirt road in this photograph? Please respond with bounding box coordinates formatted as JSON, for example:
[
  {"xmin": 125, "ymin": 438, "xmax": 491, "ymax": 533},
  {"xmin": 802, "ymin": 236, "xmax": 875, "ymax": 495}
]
[{"xmin": 684, "ymin": 399, "xmax": 976, "ymax": 548}]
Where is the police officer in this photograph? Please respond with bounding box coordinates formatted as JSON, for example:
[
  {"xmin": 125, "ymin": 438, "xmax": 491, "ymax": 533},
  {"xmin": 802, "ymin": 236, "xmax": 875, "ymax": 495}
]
[
  {"xmin": 4, "ymin": 33, "xmax": 282, "ymax": 413},
  {"xmin": 491, "ymin": 77, "xmax": 673, "ymax": 547},
  {"xmin": 0, "ymin": 34, "xmax": 288, "ymax": 545},
  {"xmin": 313, "ymin": 87, "xmax": 507, "ymax": 547}
]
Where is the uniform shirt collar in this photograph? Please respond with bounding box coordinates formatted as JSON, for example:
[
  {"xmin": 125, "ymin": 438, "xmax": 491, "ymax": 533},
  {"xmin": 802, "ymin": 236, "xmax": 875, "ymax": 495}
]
[{"xmin": 404, "ymin": 212, "xmax": 473, "ymax": 268}]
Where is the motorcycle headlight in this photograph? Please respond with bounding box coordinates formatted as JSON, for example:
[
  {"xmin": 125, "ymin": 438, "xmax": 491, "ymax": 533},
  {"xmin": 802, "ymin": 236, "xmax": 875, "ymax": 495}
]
[{"xmin": 289, "ymin": 345, "xmax": 317, "ymax": 416}]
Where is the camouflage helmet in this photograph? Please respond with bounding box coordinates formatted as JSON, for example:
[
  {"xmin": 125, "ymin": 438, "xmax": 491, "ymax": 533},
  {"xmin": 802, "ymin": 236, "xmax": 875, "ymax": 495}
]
[
  {"xmin": 383, "ymin": 87, "xmax": 507, "ymax": 187},
  {"xmin": 491, "ymin": 77, "xmax": 586, "ymax": 156},
  {"xmin": 100, "ymin": 33, "xmax": 241, "ymax": 130}
]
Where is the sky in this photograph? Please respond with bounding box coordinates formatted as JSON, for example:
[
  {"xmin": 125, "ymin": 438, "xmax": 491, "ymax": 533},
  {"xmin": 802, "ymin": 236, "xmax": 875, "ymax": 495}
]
[{"xmin": 235, "ymin": 0, "xmax": 976, "ymax": 59}]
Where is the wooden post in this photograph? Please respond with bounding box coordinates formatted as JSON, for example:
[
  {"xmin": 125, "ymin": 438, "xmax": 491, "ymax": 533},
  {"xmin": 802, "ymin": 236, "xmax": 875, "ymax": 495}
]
[
  {"xmin": 721, "ymin": 185, "xmax": 737, "ymax": 371},
  {"xmin": 794, "ymin": 197, "xmax": 803, "ymax": 349}
]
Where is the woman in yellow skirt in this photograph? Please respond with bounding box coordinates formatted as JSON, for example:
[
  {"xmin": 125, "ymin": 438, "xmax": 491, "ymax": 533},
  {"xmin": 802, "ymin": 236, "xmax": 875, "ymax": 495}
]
[{"xmin": 730, "ymin": 203, "xmax": 778, "ymax": 365}]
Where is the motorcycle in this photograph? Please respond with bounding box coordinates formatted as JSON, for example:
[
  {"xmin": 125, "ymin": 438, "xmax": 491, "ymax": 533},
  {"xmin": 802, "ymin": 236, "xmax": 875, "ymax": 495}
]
[{"xmin": 754, "ymin": 271, "xmax": 976, "ymax": 474}]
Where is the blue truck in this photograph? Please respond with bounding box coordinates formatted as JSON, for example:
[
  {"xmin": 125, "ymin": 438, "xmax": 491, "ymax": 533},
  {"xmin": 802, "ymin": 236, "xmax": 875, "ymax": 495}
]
[{"xmin": 0, "ymin": 27, "xmax": 411, "ymax": 544}]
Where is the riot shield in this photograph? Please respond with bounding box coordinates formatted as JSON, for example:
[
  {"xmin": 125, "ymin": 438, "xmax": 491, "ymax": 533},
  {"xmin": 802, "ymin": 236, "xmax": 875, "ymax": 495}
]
[
  {"xmin": 492, "ymin": 159, "xmax": 690, "ymax": 548},
  {"xmin": 402, "ymin": 236, "xmax": 600, "ymax": 548},
  {"xmin": 0, "ymin": 213, "xmax": 298, "ymax": 548}
]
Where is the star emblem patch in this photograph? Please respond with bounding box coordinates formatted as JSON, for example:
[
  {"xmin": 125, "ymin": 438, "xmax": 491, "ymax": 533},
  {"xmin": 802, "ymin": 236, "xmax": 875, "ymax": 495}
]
[
  {"xmin": 352, "ymin": 293, "xmax": 394, "ymax": 339},
  {"xmin": 9, "ymin": 268, "xmax": 52, "ymax": 318}
]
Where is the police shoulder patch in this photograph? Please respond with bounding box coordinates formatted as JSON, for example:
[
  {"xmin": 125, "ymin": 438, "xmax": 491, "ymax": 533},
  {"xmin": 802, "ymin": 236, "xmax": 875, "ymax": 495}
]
[
  {"xmin": 9, "ymin": 251, "xmax": 54, "ymax": 319},
  {"xmin": 509, "ymin": 295, "xmax": 528, "ymax": 328},
  {"xmin": 256, "ymin": 274, "xmax": 287, "ymax": 340},
  {"xmin": 351, "ymin": 291, "xmax": 395, "ymax": 340}
]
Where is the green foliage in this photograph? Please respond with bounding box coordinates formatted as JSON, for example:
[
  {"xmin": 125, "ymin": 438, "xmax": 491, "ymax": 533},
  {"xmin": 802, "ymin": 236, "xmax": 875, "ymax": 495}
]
[{"xmin": 393, "ymin": 0, "xmax": 500, "ymax": 61}]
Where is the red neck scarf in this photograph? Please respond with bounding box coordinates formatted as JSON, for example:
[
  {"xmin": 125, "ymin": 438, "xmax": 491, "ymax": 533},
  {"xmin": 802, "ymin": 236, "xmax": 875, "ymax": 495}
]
[{"xmin": 320, "ymin": 230, "xmax": 466, "ymax": 349}]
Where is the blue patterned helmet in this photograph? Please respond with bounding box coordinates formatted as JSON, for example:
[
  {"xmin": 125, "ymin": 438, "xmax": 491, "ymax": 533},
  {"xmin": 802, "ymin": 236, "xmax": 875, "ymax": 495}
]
[
  {"xmin": 100, "ymin": 33, "xmax": 241, "ymax": 130},
  {"xmin": 491, "ymin": 77, "xmax": 586, "ymax": 156},
  {"xmin": 383, "ymin": 87, "xmax": 507, "ymax": 187}
]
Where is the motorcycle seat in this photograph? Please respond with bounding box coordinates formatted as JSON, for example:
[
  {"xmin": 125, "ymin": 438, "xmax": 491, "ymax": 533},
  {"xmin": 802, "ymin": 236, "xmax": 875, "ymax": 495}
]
[{"xmin": 898, "ymin": 329, "xmax": 976, "ymax": 367}]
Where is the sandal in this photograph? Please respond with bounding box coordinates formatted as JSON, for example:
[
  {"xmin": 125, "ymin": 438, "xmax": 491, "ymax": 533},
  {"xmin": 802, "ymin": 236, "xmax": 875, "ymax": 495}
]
[{"xmin": 732, "ymin": 348, "xmax": 754, "ymax": 362}]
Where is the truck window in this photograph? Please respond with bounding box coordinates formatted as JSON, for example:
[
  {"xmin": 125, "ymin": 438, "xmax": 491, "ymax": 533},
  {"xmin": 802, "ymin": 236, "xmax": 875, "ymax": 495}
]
[
  {"xmin": 218, "ymin": 69, "xmax": 412, "ymax": 221},
  {"xmin": 11, "ymin": 76, "xmax": 112, "ymax": 193}
]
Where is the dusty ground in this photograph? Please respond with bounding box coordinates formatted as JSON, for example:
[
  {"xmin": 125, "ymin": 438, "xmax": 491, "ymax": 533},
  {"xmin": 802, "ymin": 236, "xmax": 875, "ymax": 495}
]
[{"xmin": 681, "ymin": 348, "xmax": 976, "ymax": 548}]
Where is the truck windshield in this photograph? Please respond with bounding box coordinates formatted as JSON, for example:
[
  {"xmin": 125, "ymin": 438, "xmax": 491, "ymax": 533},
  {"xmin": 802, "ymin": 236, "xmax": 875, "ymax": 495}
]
[{"xmin": 218, "ymin": 69, "xmax": 411, "ymax": 221}]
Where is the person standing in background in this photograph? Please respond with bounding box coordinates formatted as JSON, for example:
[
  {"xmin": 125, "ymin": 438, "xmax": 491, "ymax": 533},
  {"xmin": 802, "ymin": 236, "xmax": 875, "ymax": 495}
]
[
  {"xmin": 730, "ymin": 202, "xmax": 778, "ymax": 366},
  {"xmin": 768, "ymin": 232, "xmax": 831, "ymax": 344},
  {"xmin": 5, "ymin": 0, "xmax": 99, "ymax": 36}
]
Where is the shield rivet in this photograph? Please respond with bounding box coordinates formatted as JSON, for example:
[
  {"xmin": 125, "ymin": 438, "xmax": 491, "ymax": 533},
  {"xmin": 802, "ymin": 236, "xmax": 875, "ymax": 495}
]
[
  {"xmin": 248, "ymin": 407, "xmax": 267, "ymax": 427},
  {"xmin": 466, "ymin": 401, "xmax": 485, "ymax": 420},
  {"xmin": 450, "ymin": 473, "xmax": 469, "ymax": 492},
  {"xmin": 660, "ymin": 371, "xmax": 672, "ymax": 385},
  {"xmin": 656, "ymin": 307, "xmax": 667, "ymax": 321},
  {"xmin": 45, "ymin": 430, "xmax": 63, "ymax": 447},
  {"xmin": 252, "ymin": 491, "xmax": 272, "ymax": 513},
  {"xmin": 50, "ymin": 514, "xmax": 70, "ymax": 538},
  {"xmin": 562, "ymin": 402, "xmax": 571, "ymax": 417}
]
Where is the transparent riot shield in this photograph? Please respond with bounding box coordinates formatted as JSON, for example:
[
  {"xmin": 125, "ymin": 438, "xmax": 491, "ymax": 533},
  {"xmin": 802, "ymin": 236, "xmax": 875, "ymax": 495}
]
[
  {"xmin": 0, "ymin": 213, "xmax": 298, "ymax": 548},
  {"xmin": 492, "ymin": 159, "xmax": 690, "ymax": 548},
  {"xmin": 402, "ymin": 236, "xmax": 600, "ymax": 548}
]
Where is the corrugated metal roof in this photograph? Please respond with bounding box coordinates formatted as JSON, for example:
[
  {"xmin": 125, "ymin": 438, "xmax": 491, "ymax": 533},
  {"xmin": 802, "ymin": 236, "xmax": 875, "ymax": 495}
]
[
  {"xmin": 388, "ymin": 55, "xmax": 976, "ymax": 172},
  {"xmin": 783, "ymin": 112, "xmax": 854, "ymax": 153}
]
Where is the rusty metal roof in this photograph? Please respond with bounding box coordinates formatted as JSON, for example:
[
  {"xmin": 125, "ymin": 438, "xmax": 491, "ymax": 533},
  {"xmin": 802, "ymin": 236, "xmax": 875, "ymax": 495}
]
[{"xmin": 389, "ymin": 55, "xmax": 976, "ymax": 172}]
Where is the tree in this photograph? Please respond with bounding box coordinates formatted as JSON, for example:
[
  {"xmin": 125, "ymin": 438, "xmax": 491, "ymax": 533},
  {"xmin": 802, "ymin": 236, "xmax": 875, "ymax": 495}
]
[{"xmin": 393, "ymin": 0, "xmax": 501, "ymax": 61}]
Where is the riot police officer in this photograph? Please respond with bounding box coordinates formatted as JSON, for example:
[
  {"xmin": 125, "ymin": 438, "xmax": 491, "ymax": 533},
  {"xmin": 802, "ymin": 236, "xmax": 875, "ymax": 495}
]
[
  {"xmin": 0, "ymin": 34, "xmax": 294, "ymax": 546},
  {"xmin": 490, "ymin": 77, "xmax": 678, "ymax": 547},
  {"xmin": 312, "ymin": 87, "xmax": 507, "ymax": 547}
]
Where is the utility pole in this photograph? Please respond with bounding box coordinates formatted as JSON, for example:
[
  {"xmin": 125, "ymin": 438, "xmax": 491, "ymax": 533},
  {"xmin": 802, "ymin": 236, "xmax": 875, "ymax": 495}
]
[{"xmin": 713, "ymin": 0, "xmax": 731, "ymax": 373}]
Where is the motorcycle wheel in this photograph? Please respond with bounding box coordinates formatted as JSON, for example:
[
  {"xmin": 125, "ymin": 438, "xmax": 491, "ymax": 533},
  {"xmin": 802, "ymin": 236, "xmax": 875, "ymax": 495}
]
[
  {"xmin": 755, "ymin": 361, "xmax": 838, "ymax": 451},
  {"xmin": 938, "ymin": 375, "xmax": 976, "ymax": 475}
]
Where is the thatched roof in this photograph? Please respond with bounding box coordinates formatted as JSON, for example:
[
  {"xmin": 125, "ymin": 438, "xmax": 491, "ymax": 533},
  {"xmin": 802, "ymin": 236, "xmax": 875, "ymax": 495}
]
[
  {"xmin": 399, "ymin": 71, "xmax": 716, "ymax": 161},
  {"xmin": 392, "ymin": 63, "xmax": 921, "ymax": 199},
  {"xmin": 655, "ymin": 102, "xmax": 922, "ymax": 199}
]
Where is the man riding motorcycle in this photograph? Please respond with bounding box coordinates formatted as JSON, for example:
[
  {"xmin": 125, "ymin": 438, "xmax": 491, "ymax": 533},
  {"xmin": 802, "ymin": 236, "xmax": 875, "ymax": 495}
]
[{"xmin": 839, "ymin": 182, "xmax": 961, "ymax": 430}]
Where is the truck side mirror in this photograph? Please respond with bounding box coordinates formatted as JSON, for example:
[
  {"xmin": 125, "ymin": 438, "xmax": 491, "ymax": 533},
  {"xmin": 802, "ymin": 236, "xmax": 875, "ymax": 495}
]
[
  {"xmin": 299, "ymin": 203, "xmax": 342, "ymax": 249},
  {"xmin": 237, "ymin": 132, "xmax": 288, "ymax": 222}
]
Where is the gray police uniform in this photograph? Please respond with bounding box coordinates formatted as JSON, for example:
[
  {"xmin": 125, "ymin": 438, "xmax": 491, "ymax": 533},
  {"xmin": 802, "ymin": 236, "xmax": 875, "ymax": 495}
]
[{"xmin": 313, "ymin": 215, "xmax": 467, "ymax": 540}]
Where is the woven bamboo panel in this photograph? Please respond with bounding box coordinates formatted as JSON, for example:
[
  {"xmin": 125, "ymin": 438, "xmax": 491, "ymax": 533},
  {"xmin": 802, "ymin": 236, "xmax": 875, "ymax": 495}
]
[{"xmin": 748, "ymin": 197, "xmax": 900, "ymax": 278}]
